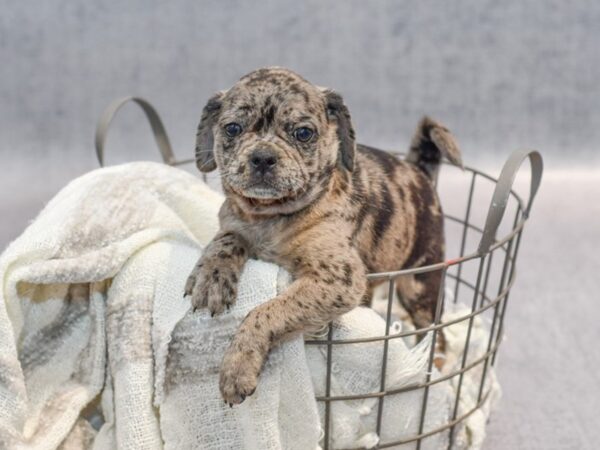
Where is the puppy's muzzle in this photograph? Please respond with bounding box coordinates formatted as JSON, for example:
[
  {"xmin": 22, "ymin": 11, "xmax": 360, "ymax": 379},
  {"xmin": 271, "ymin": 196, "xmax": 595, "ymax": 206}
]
[{"xmin": 249, "ymin": 149, "xmax": 278, "ymax": 176}]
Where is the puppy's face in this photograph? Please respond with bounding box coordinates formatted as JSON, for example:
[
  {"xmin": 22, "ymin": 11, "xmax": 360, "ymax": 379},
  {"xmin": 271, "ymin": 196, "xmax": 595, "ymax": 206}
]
[{"xmin": 196, "ymin": 67, "xmax": 355, "ymax": 216}]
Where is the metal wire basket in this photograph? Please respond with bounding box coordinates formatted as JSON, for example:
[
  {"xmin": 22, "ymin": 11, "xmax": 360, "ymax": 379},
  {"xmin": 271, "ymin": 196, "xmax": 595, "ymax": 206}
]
[{"xmin": 95, "ymin": 97, "xmax": 543, "ymax": 450}]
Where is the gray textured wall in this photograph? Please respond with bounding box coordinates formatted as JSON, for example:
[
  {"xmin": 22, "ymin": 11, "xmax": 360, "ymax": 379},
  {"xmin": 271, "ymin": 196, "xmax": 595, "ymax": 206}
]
[
  {"xmin": 2, "ymin": 0, "xmax": 599, "ymax": 170},
  {"xmin": 0, "ymin": 0, "xmax": 598, "ymax": 238}
]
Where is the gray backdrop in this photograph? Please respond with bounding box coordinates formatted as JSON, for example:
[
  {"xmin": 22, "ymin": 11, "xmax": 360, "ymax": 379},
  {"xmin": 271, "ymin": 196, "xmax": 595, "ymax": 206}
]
[
  {"xmin": 1, "ymin": 1, "xmax": 598, "ymax": 449},
  {"xmin": 2, "ymin": 0, "xmax": 599, "ymax": 175}
]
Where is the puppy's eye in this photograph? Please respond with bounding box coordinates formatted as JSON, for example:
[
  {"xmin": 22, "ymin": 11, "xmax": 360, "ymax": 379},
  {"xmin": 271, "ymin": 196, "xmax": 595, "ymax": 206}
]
[
  {"xmin": 294, "ymin": 127, "xmax": 314, "ymax": 142},
  {"xmin": 224, "ymin": 123, "xmax": 243, "ymax": 137}
]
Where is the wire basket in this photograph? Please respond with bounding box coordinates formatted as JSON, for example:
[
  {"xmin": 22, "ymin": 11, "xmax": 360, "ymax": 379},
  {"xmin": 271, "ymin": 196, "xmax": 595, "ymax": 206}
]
[{"xmin": 95, "ymin": 97, "xmax": 543, "ymax": 450}]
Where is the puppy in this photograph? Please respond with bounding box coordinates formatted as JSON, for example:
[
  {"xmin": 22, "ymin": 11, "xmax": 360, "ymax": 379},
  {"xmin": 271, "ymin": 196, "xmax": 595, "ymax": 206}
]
[{"xmin": 185, "ymin": 67, "xmax": 462, "ymax": 404}]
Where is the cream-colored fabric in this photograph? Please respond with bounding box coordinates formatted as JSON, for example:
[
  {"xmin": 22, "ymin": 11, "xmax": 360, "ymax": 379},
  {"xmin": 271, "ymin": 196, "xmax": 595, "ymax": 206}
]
[
  {"xmin": 306, "ymin": 308, "xmax": 452, "ymax": 450},
  {"xmin": 0, "ymin": 161, "xmax": 499, "ymax": 450},
  {"xmin": 0, "ymin": 162, "xmax": 320, "ymax": 450},
  {"xmin": 308, "ymin": 293, "xmax": 502, "ymax": 450}
]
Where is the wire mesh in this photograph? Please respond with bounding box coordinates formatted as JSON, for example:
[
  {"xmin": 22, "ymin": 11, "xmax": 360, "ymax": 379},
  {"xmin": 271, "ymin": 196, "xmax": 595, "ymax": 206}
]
[{"xmin": 304, "ymin": 156, "xmax": 541, "ymax": 449}]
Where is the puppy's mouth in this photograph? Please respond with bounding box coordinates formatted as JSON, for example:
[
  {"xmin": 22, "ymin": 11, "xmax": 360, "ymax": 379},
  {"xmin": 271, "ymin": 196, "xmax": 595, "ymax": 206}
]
[
  {"xmin": 224, "ymin": 172, "xmax": 313, "ymax": 214},
  {"xmin": 243, "ymin": 196, "xmax": 291, "ymax": 207},
  {"xmin": 230, "ymin": 185, "xmax": 295, "ymax": 208}
]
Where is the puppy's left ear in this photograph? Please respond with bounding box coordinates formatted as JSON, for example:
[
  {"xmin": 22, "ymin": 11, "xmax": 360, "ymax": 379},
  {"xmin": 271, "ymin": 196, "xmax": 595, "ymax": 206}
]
[
  {"xmin": 195, "ymin": 92, "xmax": 224, "ymax": 172},
  {"xmin": 324, "ymin": 90, "xmax": 356, "ymax": 172}
]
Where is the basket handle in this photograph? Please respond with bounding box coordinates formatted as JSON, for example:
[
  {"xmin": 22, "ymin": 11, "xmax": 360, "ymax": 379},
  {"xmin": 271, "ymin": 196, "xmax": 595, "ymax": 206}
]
[
  {"xmin": 477, "ymin": 149, "xmax": 543, "ymax": 255},
  {"xmin": 95, "ymin": 96, "xmax": 176, "ymax": 166}
]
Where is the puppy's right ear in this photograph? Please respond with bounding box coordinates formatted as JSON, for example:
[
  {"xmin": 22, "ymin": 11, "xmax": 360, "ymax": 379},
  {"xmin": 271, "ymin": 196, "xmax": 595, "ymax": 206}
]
[{"xmin": 195, "ymin": 92, "xmax": 224, "ymax": 172}]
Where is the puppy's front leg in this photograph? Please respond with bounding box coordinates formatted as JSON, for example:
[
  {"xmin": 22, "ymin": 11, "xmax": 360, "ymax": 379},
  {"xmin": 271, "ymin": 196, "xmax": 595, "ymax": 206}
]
[
  {"xmin": 219, "ymin": 250, "xmax": 367, "ymax": 404},
  {"xmin": 184, "ymin": 231, "xmax": 249, "ymax": 315}
]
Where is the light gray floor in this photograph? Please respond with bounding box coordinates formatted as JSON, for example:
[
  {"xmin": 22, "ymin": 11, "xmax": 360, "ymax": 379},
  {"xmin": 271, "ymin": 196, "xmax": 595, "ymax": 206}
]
[
  {"xmin": 482, "ymin": 170, "xmax": 600, "ymax": 450},
  {"xmin": 1, "ymin": 165, "xmax": 597, "ymax": 449}
]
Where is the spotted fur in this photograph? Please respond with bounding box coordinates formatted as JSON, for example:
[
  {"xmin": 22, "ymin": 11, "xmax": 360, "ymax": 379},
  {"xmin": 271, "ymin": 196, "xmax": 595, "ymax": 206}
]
[{"xmin": 185, "ymin": 67, "xmax": 462, "ymax": 404}]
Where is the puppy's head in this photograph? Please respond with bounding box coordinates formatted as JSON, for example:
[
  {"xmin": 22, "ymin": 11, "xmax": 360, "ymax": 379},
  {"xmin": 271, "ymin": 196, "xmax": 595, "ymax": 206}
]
[{"xmin": 195, "ymin": 67, "xmax": 355, "ymax": 216}]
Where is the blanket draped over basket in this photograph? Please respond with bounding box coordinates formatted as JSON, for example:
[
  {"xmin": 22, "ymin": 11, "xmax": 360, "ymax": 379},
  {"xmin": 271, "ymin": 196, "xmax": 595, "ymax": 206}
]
[{"xmin": 0, "ymin": 162, "xmax": 499, "ymax": 450}]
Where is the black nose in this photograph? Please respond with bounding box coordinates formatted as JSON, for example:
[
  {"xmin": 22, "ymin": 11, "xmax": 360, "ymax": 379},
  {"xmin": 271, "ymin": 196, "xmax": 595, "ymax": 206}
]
[{"xmin": 249, "ymin": 150, "xmax": 278, "ymax": 175}]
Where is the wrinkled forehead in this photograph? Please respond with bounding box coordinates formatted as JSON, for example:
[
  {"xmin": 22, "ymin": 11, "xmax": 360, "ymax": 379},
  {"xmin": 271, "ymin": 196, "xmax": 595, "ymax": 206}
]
[{"xmin": 221, "ymin": 70, "xmax": 325, "ymax": 122}]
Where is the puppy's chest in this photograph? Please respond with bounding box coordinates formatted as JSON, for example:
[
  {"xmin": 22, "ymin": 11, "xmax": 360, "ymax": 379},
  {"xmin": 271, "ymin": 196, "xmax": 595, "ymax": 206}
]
[{"xmin": 234, "ymin": 220, "xmax": 291, "ymax": 266}]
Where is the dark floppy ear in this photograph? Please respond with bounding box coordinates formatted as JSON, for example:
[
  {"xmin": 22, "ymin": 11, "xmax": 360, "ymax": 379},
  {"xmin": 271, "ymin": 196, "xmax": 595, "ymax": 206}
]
[
  {"xmin": 324, "ymin": 90, "xmax": 355, "ymax": 172},
  {"xmin": 195, "ymin": 92, "xmax": 223, "ymax": 172}
]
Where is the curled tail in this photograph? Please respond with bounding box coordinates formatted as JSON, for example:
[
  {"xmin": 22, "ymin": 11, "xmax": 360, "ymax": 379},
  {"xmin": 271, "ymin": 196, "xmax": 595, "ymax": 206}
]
[{"xmin": 406, "ymin": 116, "xmax": 463, "ymax": 180}]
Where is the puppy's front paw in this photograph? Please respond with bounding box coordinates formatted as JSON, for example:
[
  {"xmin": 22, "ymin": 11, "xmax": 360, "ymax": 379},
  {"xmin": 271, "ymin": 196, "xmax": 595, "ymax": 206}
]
[
  {"xmin": 184, "ymin": 256, "xmax": 239, "ymax": 316},
  {"xmin": 219, "ymin": 344, "xmax": 262, "ymax": 405}
]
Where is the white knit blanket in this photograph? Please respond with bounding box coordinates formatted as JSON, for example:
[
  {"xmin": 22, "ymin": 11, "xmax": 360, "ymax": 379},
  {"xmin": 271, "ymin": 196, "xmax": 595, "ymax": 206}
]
[{"xmin": 0, "ymin": 162, "xmax": 499, "ymax": 450}]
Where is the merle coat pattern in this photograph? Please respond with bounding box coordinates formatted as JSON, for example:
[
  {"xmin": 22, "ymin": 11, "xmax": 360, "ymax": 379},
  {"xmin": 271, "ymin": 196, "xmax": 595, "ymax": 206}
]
[{"xmin": 184, "ymin": 67, "xmax": 462, "ymax": 404}]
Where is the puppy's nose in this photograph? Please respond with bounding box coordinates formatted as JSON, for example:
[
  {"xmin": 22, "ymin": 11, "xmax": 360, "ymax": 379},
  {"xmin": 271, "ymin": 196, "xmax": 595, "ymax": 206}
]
[{"xmin": 249, "ymin": 150, "xmax": 278, "ymax": 175}]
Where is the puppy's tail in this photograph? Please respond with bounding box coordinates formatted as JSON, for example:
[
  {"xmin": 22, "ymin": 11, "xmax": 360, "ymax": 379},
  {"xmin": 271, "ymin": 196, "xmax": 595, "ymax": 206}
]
[{"xmin": 406, "ymin": 116, "xmax": 463, "ymax": 180}]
